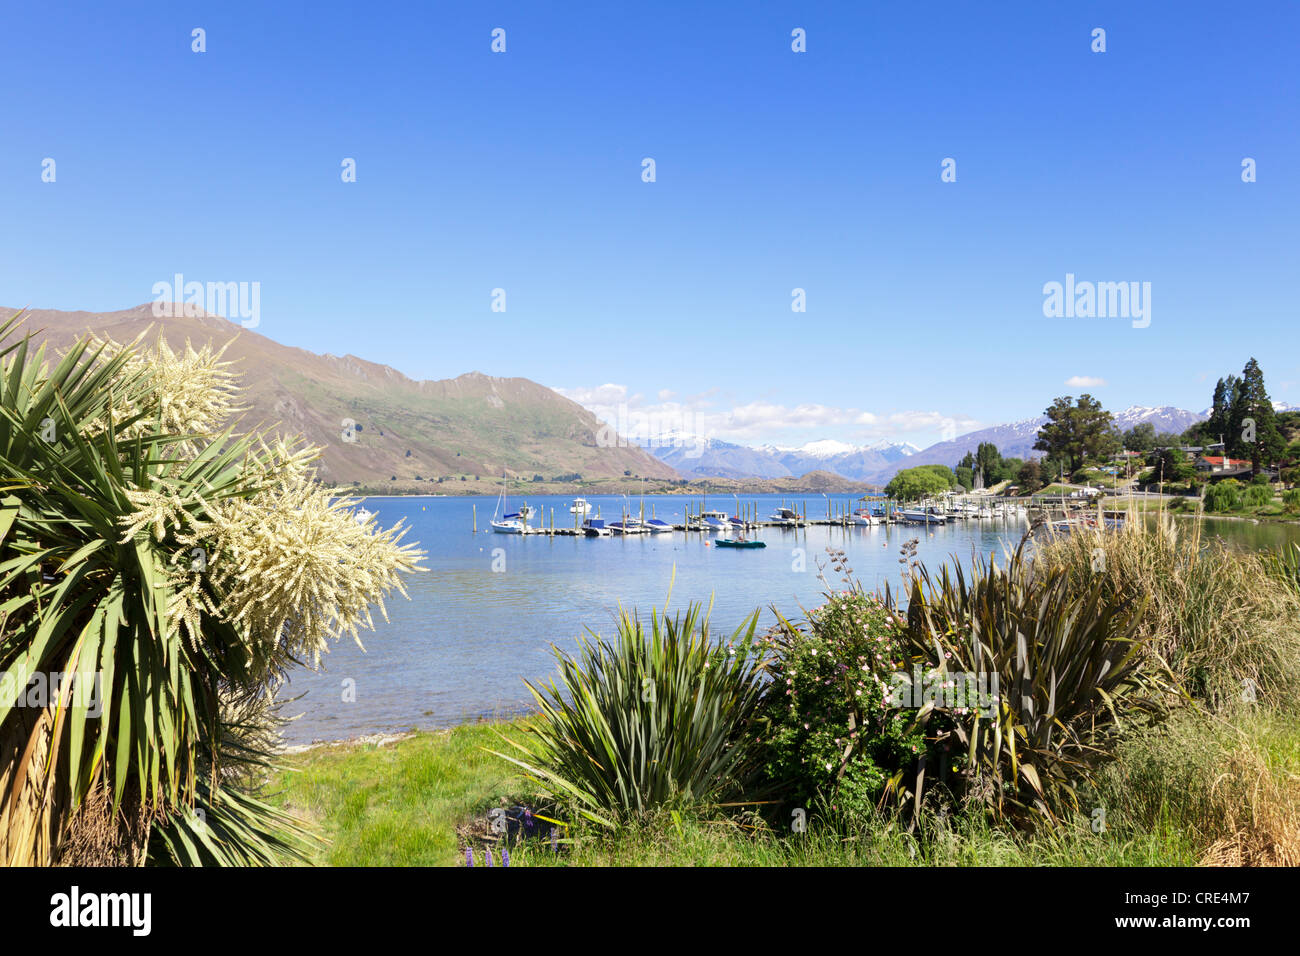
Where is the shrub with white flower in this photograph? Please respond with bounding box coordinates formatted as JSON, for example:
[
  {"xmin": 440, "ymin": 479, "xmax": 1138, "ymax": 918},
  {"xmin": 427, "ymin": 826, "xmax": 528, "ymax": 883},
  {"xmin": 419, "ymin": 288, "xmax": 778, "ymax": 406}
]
[{"xmin": 755, "ymin": 589, "xmax": 924, "ymax": 824}]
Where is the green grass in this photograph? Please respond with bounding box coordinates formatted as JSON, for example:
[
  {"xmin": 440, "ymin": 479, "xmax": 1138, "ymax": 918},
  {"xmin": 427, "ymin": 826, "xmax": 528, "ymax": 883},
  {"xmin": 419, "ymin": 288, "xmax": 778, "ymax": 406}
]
[
  {"xmin": 268, "ymin": 712, "xmax": 1300, "ymax": 866},
  {"xmin": 267, "ymin": 723, "xmax": 543, "ymax": 866}
]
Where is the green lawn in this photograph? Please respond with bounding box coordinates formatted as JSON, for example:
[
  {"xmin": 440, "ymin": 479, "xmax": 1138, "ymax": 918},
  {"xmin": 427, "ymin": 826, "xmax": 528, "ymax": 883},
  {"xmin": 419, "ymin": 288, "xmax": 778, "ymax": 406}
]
[
  {"xmin": 265, "ymin": 713, "xmax": 1300, "ymax": 867},
  {"xmin": 267, "ymin": 723, "xmax": 533, "ymax": 866}
]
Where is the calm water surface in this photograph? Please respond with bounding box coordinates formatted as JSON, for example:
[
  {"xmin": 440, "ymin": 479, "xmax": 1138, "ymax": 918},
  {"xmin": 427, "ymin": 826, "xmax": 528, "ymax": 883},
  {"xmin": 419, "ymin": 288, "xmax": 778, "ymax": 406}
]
[{"xmin": 281, "ymin": 494, "xmax": 1299, "ymax": 743}]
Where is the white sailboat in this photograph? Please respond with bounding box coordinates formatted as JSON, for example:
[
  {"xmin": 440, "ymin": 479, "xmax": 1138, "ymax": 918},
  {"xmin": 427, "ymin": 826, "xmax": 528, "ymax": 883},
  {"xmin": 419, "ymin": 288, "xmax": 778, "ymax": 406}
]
[{"xmin": 490, "ymin": 473, "xmax": 529, "ymax": 534}]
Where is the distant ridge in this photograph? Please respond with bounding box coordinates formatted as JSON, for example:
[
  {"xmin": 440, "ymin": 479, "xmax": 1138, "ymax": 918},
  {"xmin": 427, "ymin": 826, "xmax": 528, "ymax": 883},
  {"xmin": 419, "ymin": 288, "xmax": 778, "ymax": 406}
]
[
  {"xmin": 647, "ymin": 405, "xmax": 1210, "ymax": 484},
  {"xmin": 649, "ymin": 435, "xmax": 918, "ymax": 481}
]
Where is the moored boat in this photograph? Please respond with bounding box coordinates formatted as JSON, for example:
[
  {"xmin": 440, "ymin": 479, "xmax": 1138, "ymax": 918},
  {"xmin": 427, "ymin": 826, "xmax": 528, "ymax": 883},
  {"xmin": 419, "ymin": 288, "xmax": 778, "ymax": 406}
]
[
  {"xmin": 699, "ymin": 510, "xmax": 732, "ymax": 532},
  {"xmin": 899, "ymin": 508, "xmax": 947, "ymax": 525},
  {"xmin": 490, "ymin": 472, "xmax": 530, "ymax": 533},
  {"xmin": 768, "ymin": 506, "xmax": 800, "ymax": 527}
]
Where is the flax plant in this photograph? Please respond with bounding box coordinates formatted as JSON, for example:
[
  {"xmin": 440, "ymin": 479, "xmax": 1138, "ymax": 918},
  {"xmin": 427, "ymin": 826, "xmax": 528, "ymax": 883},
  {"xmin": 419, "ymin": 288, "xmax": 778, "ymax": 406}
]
[
  {"xmin": 888, "ymin": 541, "xmax": 1177, "ymax": 828},
  {"xmin": 492, "ymin": 600, "xmax": 768, "ymax": 825}
]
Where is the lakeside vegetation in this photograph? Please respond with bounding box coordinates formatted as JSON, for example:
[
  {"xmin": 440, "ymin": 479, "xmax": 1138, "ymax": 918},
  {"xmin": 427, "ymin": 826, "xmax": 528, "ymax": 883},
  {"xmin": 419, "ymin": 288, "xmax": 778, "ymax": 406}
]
[{"xmin": 273, "ymin": 517, "xmax": 1300, "ymax": 867}]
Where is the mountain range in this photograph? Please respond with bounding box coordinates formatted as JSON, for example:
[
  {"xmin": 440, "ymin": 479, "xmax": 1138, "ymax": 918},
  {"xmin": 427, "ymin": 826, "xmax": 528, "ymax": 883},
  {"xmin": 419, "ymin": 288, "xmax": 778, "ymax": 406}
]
[
  {"xmin": 4, "ymin": 305, "xmax": 675, "ymax": 487},
  {"xmin": 648, "ymin": 405, "xmax": 1216, "ymax": 485},
  {"xmin": 649, "ymin": 435, "xmax": 920, "ymax": 482}
]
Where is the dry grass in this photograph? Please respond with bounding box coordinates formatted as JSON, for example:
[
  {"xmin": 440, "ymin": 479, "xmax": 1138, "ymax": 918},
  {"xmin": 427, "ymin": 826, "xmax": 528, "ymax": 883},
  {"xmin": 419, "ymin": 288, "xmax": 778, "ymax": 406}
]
[
  {"xmin": 1094, "ymin": 710, "xmax": 1300, "ymax": 867},
  {"xmin": 1036, "ymin": 512, "xmax": 1300, "ymax": 865},
  {"xmin": 1197, "ymin": 717, "xmax": 1300, "ymax": 866},
  {"xmin": 1036, "ymin": 509, "xmax": 1300, "ymax": 712}
]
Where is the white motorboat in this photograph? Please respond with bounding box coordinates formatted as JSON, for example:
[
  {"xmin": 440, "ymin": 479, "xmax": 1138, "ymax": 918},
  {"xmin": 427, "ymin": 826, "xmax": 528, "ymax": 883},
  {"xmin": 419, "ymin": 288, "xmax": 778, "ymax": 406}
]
[
  {"xmin": 569, "ymin": 497, "xmax": 592, "ymax": 515},
  {"xmin": 700, "ymin": 510, "xmax": 732, "ymax": 532},
  {"xmin": 768, "ymin": 507, "xmax": 800, "ymax": 527},
  {"xmin": 899, "ymin": 508, "xmax": 947, "ymax": 525}
]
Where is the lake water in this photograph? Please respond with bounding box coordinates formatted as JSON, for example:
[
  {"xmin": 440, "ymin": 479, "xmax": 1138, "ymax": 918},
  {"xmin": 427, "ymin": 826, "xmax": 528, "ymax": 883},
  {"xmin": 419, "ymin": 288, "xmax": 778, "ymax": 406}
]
[{"xmin": 280, "ymin": 494, "xmax": 1300, "ymax": 743}]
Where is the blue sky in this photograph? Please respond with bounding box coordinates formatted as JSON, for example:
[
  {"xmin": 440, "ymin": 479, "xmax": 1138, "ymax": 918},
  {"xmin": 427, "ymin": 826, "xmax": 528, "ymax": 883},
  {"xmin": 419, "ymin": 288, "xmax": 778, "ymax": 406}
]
[{"xmin": 3, "ymin": 1, "xmax": 1297, "ymax": 449}]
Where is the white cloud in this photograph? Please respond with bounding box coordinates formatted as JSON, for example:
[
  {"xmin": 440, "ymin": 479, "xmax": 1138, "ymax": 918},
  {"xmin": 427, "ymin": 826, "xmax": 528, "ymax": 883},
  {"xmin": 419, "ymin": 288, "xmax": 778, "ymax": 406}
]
[
  {"xmin": 879, "ymin": 410, "xmax": 981, "ymax": 433},
  {"xmin": 550, "ymin": 382, "xmax": 981, "ymax": 447},
  {"xmin": 1065, "ymin": 375, "xmax": 1107, "ymax": 388}
]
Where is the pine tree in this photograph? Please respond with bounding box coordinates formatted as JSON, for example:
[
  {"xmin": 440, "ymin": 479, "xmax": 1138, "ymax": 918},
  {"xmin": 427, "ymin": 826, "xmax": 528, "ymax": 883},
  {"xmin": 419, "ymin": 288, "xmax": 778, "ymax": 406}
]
[
  {"xmin": 1202, "ymin": 374, "xmax": 1240, "ymax": 452},
  {"xmin": 1234, "ymin": 358, "xmax": 1285, "ymax": 476},
  {"xmin": 975, "ymin": 442, "xmax": 1001, "ymax": 486}
]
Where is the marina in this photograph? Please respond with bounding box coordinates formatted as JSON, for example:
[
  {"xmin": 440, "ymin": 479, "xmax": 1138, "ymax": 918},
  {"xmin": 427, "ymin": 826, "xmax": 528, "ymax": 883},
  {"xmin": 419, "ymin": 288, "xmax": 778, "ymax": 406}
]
[{"xmin": 468, "ymin": 491, "xmax": 1101, "ymax": 537}]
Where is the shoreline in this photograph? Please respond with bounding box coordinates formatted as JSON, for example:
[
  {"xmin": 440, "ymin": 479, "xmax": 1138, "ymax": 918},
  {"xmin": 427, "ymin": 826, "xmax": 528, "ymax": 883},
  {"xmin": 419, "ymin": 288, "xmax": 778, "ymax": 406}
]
[{"xmin": 281, "ymin": 730, "xmax": 423, "ymax": 754}]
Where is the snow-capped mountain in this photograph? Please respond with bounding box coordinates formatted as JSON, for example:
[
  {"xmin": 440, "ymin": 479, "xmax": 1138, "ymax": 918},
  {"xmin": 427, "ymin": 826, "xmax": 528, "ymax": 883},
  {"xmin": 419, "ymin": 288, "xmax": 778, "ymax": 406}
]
[
  {"xmin": 645, "ymin": 404, "xmax": 1220, "ymax": 484},
  {"xmin": 1109, "ymin": 405, "xmax": 1207, "ymax": 435},
  {"xmin": 647, "ymin": 436, "xmax": 918, "ymax": 481}
]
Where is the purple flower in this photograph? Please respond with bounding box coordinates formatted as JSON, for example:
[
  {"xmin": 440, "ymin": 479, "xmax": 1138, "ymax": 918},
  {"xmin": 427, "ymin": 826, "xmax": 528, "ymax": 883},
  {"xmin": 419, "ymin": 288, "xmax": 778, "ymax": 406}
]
[
  {"xmin": 465, "ymin": 847, "xmax": 474, "ymax": 867},
  {"xmin": 502, "ymin": 847, "xmax": 511, "ymax": 867},
  {"xmin": 486, "ymin": 848, "xmax": 494, "ymax": 867}
]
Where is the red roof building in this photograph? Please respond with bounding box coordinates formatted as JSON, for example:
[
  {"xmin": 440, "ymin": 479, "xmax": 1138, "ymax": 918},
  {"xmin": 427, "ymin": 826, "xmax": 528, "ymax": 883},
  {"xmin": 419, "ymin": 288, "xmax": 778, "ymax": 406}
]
[{"xmin": 1194, "ymin": 455, "xmax": 1253, "ymax": 477}]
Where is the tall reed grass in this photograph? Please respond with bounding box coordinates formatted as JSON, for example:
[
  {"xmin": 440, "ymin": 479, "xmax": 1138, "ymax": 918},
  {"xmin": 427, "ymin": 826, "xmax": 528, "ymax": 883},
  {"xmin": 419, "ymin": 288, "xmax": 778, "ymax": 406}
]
[{"xmin": 1036, "ymin": 510, "xmax": 1300, "ymax": 712}]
